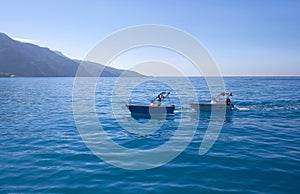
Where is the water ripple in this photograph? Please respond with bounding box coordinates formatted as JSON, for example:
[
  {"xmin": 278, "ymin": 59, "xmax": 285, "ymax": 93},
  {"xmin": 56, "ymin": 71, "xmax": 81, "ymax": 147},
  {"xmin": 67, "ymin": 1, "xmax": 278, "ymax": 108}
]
[{"xmin": 0, "ymin": 77, "xmax": 299, "ymax": 193}]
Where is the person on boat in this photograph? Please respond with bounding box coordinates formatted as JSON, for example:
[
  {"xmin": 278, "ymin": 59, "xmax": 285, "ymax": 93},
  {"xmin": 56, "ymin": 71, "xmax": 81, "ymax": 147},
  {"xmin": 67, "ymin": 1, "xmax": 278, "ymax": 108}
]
[
  {"xmin": 156, "ymin": 94, "xmax": 165, "ymax": 106},
  {"xmin": 226, "ymin": 93, "xmax": 232, "ymax": 105},
  {"xmin": 226, "ymin": 98, "xmax": 231, "ymax": 105},
  {"xmin": 150, "ymin": 94, "xmax": 164, "ymax": 106}
]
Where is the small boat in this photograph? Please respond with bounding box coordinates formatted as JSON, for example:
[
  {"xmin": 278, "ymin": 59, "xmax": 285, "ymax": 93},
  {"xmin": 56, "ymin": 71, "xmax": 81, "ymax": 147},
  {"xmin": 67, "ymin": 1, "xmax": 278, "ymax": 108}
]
[
  {"xmin": 126, "ymin": 92, "xmax": 175, "ymax": 115},
  {"xmin": 126, "ymin": 104, "xmax": 175, "ymax": 114},
  {"xmin": 190, "ymin": 92, "xmax": 234, "ymax": 111}
]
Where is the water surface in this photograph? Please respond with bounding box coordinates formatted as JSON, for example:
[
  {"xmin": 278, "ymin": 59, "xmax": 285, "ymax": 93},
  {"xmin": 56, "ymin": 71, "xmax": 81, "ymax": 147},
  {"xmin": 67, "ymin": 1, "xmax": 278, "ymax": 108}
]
[{"xmin": 0, "ymin": 77, "xmax": 299, "ymax": 193}]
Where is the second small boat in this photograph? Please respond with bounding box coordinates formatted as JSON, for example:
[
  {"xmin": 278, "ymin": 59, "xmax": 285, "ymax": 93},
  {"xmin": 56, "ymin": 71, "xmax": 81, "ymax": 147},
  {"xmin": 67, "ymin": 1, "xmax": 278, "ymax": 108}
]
[{"xmin": 190, "ymin": 92, "xmax": 234, "ymax": 111}]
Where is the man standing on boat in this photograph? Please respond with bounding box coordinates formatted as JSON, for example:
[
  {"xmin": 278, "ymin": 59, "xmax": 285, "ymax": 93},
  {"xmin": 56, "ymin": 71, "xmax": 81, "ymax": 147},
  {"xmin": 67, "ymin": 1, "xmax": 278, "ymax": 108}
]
[{"xmin": 150, "ymin": 92, "xmax": 168, "ymax": 106}]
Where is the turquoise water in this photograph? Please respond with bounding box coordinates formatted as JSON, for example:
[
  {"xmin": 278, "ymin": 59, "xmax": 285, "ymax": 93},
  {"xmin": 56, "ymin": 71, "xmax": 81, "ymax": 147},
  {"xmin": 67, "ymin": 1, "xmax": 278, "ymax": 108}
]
[{"xmin": 0, "ymin": 77, "xmax": 299, "ymax": 193}]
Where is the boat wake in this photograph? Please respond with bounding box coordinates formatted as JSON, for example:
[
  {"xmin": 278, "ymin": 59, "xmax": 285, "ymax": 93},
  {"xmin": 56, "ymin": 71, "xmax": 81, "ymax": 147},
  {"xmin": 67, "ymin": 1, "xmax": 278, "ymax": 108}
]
[
  {"xmin": 174, "ymin": 108, "xmax": 196, "ymax": 113},
  {"xmin": 235, "ymin": 107, "xmax": 250, "ymax": 111}
]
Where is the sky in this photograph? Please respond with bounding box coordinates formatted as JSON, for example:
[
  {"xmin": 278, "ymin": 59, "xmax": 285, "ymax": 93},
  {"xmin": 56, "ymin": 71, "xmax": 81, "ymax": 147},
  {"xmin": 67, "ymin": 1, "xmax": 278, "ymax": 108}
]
[{"xmin": 0, "ymin": 0, "xmax": 299, "ymax": 76}]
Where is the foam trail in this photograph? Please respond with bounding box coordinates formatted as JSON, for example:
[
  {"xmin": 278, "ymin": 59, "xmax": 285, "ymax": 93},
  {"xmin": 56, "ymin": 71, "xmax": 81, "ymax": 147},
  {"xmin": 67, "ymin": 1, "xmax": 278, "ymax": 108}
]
[{"xmin": 236, "ymin": 106, "xmax": 250, "ymax": 111}]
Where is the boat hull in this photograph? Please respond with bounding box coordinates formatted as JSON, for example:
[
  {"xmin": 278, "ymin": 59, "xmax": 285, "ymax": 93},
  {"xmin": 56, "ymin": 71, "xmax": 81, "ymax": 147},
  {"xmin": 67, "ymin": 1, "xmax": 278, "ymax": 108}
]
[
  {"xmin": 126, "ymin": 104, "xmax": 175, "ymax": 114},
  {"xmin": 189, "ymin": 102, "xmax": 234, "ymax": 111}
]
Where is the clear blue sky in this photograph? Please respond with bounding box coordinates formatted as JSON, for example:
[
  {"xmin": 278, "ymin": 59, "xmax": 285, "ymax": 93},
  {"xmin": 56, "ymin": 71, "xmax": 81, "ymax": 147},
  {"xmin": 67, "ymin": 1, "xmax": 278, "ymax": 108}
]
[{"xmin": 1, "ymin": 0, "xmax": 299, "ymax": 75}]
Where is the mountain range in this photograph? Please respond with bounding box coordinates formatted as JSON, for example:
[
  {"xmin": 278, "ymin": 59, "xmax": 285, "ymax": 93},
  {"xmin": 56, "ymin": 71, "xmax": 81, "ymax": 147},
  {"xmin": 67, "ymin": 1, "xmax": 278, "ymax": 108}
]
[{"xmin": 0, "ymin": 32, "xmax": 143, "ymax": 77}]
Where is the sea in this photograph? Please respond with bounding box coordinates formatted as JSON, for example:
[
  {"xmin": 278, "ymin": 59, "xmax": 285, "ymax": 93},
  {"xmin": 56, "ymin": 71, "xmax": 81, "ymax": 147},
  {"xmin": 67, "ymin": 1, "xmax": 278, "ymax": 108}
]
[{"xmin": 0, "ymin": 76, "xmax": 299, "ymax": 193}]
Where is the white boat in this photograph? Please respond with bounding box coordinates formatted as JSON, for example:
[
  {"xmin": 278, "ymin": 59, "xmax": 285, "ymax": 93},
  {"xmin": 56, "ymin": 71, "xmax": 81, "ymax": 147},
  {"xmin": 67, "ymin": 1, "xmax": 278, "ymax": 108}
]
[{"xmin": 190, "ymin": 92, "xmax": 234, "ymax": 111}]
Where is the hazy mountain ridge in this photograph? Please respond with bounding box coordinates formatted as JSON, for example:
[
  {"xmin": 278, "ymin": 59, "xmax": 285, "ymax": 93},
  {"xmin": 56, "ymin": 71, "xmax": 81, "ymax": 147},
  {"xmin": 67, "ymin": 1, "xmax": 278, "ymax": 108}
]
[{"xmin": 0, "ymin": 32, "xmax": 143, "ymax": 77}]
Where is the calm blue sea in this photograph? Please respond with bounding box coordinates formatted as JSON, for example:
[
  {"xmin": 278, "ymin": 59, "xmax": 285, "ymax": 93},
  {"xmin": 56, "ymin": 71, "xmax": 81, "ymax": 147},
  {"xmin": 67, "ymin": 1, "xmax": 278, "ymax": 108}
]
[{"xmin": 0, "ymin": 76, "xmax": 299, "ymax": 193}]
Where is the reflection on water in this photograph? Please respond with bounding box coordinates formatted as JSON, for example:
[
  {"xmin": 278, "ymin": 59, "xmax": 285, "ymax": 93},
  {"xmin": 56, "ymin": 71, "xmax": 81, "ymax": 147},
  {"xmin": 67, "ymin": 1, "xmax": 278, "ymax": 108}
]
[{"xmin": 130, "ymin": 113, "xmax": 175, "ymax": 121}]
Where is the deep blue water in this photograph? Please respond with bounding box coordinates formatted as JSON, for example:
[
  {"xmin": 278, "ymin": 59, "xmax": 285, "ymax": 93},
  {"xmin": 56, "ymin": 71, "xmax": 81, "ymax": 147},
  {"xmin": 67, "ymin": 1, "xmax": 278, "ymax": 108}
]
[{"xmin": 0, "ymin": 77, "xmax": 299, "ymax": 193}]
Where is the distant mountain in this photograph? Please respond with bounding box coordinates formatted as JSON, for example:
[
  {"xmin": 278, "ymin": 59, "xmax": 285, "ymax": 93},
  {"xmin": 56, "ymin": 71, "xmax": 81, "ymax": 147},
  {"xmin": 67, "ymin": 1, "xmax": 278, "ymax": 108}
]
[
  {"xmin": 0, "ymin": 32, "xmax": 143, "ymax": 77},
  {"xmin": 73, "ymin": 60, "xmax": 144, "ymax": 77}
]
